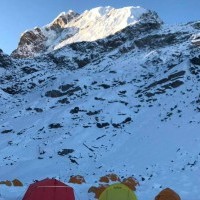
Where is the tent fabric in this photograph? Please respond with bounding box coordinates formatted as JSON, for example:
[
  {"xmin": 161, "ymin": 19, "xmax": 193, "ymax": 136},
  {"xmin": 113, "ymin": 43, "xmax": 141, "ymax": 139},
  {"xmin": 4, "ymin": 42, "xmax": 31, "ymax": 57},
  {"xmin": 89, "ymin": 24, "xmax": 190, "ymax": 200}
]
[
  {"xmin": 99, "ymin": 183, "xmax": 137, "ymax": 200},
  {"xmin": 22, "ymin": 178, "xmax": 75, "ymax": 200}
]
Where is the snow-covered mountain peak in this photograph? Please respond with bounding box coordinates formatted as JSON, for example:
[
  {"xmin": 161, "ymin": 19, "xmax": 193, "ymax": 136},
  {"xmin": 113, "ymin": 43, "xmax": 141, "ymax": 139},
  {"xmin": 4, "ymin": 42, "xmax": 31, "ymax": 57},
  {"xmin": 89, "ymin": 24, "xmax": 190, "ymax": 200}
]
[
  {"xmin": 66, "ymin": 5, "xmax": 150, "ymax": 30},
  {"xmin": 81, "ymin": 6, "xmax": 147, "ymax": 21},
  {"xmin": 11, "ymin": 6, "xmax": 162, "ymax": 58},
  {"xmin": 82, "ymin": 6, "xmax": 113, "ymax": 18},
  {"xmin": 55, "ymin": 6, "xmax": 162, "ymax": 49}
]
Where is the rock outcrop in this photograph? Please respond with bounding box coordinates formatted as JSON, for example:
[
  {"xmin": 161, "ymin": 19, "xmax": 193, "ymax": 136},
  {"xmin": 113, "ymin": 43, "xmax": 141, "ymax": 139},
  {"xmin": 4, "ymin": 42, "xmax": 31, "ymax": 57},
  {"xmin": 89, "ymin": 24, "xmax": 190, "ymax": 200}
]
[
  {"xmin": 0, "ymin": 49, "xmax": 12, "ymax": 68},
  {"xmin": 11, "ymin": 10, "xmax": 79, "ymax": 58}
]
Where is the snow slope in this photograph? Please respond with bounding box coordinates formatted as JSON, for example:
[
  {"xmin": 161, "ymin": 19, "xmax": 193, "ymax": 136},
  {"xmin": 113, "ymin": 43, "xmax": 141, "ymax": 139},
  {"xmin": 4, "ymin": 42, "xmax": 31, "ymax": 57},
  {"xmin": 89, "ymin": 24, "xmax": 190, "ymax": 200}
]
[{"xmin": 1, "ymin": 6, "xmax": 200, "ymax": 200}]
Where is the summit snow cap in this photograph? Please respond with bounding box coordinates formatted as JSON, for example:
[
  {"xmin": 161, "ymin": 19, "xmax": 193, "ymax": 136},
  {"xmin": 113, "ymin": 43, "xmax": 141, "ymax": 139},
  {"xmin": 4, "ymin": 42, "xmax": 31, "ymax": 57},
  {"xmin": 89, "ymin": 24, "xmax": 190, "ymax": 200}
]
[
  {"xmin": 55, "ymin": 6, "xmax": 162, "ymax": 49},
  {"xmin": 81, "ymin": 6, "xmax": 147, "ymax": 22}
]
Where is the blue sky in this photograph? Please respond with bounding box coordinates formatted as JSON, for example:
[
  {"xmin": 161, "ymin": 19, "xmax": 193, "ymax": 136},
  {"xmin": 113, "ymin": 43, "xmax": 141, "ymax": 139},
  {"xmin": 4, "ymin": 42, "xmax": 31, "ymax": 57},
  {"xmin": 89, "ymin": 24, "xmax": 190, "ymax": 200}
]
[{"xmin": 1, "ymin": 0, "xmax": 200, "ymax": 54}]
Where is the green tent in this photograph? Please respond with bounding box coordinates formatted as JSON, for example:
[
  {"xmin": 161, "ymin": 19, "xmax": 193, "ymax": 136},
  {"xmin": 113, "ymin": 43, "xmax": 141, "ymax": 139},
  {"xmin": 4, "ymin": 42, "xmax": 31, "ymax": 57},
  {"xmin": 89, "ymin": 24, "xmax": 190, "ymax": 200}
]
[{"xmin": 99, "ymin": 183, "xmax": 137, "ymax": 200}]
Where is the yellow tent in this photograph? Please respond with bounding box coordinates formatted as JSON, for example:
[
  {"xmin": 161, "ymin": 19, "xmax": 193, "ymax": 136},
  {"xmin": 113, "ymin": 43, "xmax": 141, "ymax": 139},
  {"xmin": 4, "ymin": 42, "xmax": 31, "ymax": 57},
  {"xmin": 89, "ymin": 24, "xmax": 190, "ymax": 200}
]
[{"xmin": 99, "ymin": 183, "xmax": 137, "ymax": 200}]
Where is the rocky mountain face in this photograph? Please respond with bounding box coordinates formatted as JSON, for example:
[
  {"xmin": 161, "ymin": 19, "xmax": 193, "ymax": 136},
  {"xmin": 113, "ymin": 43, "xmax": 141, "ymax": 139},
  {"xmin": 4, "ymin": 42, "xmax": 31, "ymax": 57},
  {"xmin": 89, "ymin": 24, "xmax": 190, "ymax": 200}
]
[
  {"xmin": 0, "ymin": 6, "xmax": 200, "ymax": 200},
  {"xmin": 11, "ymin": 10, "xmax": 79, "ymax": 58},
  {"xmin": 0, "ymin": 49, "xmax": 12, "ymax": 68}
]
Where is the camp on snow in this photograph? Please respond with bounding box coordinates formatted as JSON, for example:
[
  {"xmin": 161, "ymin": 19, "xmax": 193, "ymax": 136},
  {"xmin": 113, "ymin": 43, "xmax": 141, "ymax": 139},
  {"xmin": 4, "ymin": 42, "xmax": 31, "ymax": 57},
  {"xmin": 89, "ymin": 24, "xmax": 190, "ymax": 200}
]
[{"xmin": 22, "ymin": 178, "xmax": 75, "ymax": 200}]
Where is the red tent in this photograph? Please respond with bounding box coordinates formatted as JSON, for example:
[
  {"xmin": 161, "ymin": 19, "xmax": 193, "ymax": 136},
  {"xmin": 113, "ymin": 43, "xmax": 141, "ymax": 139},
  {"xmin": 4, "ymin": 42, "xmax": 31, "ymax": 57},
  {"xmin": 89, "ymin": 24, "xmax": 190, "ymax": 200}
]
[{"xmin": 22, "ymin": 178, "xmax": 75, "ymax": 200}]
